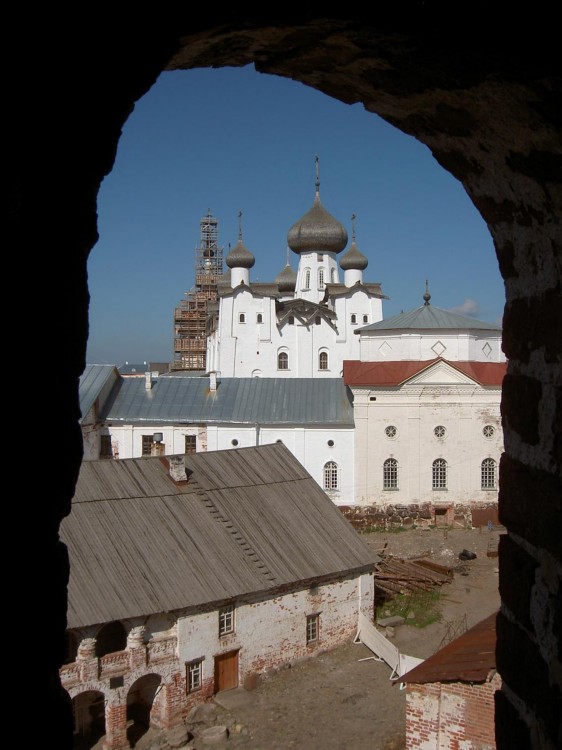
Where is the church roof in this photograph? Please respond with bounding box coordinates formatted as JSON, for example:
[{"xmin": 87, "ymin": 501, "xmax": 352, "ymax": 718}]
[
  {"xmin": 62, "ymin": 443, "xmax": 378, "ymax": 627},
  {"xmin": 287, "ymin": 159, "xmax": 348, "ymax": 255},
  {"xmin": 356, "ymin": 301, "xmax": 502, "ymax": 333},
  {"xmin": 343, "ymin": 358, "xmax": 507, "ymax": 386},
  {"xmin": 97, "ymin": 373, "xmax": 355, "ymax": 426},
  {"xmin": 340, "ymin": 239, "xmax": 368, "ymax": 271},
  {"xmin": 275, "ymin": 262, "xmax": 297, "ymax": 292},
  {"xmin": 225, "ymin": 237, "xmax": 255, "ymax": 269}
]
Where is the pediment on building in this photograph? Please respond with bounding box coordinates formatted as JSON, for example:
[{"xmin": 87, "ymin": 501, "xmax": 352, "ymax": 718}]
[{"xmin": 406, "ymin": 360, "xmax": 479, "ymax": 386}]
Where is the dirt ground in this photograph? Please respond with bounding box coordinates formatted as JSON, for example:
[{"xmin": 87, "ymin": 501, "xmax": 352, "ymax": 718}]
[{"xmin": 135, "ymin": 525, "xmax": 504, "ymax": 750}]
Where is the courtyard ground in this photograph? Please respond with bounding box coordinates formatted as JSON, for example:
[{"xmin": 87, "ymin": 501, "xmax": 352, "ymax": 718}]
[{"xmin": 133, "ymin": 524, "xmax": 504, "ymax": 750}]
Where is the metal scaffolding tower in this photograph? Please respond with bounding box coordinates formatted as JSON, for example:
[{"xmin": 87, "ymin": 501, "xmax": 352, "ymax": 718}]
[{"xmin": 171, "ymin": 210, "xmax": 224, "ymax": 371}]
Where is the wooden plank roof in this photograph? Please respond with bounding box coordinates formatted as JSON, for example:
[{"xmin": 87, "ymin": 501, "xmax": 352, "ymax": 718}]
[{"xmin": 62, "ymin": 443, "xmax": 378, "ymax": 629}]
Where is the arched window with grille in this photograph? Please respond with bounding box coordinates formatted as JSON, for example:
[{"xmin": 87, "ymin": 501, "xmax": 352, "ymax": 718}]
[
  {"xmin": 481, "ymin": 458, "xmax": 496, "ymax": 489},
  {"xmin": 432, "ymin": 458, "xmax": 447, "ymax": 490},
  {"xmin": 383, "ymin": 458, "xmax": 398, "ymax": 490},
  {"xmin": 318, "ymin": 268, "xmax": 325, "ymax": 288},
  {"xmin": 323, "ymin": 461, "xmax": 339, "ymax": 490},
  {"xmin": 304, "ymin": 268, "xmax": 311, "ymax": 290},
  {"xmin": 277, "ymin": 350, "xmax": 289, "ymax": 370},
  {"xmin": 319, "ymin": 350, "xmax": 329, "ymax": 370}
]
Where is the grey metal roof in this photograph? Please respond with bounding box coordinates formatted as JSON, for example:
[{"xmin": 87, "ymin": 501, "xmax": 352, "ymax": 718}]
[
  {"xmin": 61, "ymin": 443, "xmax": 378, "ymax": 628},
  {"xmin": 79, "ymin": 364, "xmax": 119, "ymax": 422},
  {"xmin": 101, "ymin": 376, "xmax": 354, "ymax": 426},
  {"xmin": 357, "ymin": 304, "xmax": 502, "ymax": 332}
]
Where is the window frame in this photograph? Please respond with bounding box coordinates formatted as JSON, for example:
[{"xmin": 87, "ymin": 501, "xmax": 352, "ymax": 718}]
[
  {"xmin": 100, "ymin": 434, "xmax": 113, "ymax": 459},
  {"xmin": 383, "ymin": 458, "xmax": 398, "ymax": 490},
  {"xmin": 323, "ymin": 461, "xmax": 339, "ymax": 490},
  {"xmin": 238, "ymin": 313, "xmax": 246, "ymax": 324},
  {"xmin": 184, "ymin": 435, "xmax": 196, "ymax": 454},
  {"xmin": 481, "ymin": 457, "xmax": 497, "ymax": 489},
  {"xmin": 186, "ymin": 658, "xmax": 204, "ymax": 693},
  {"xmin": 319, "ymin": 350, "xmax": 329, "ymax": 370},
  {"xmin": 141, "ymin": 435, "xmax": 153, "ymax": 456},
  {"xmin": 256, "ymin": 313, "xmax": 263, "ymax": 324},
  {"xmin": 277, "ymin": 350, "xmax": 289, "ymax": 370},
  {"xmin": 306, "ymin": 613, "xmax": 320, "ymax": 644},
  {"xmin": 218, "ymin": 604, "xmax": 235, "ymax": 637},
  {"xmin": 432, "ymin": 458, "xmax": 448, "ymax": 490}
]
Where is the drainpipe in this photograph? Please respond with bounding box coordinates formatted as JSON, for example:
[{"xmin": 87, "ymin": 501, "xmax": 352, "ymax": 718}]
[{"xmin": 255, "ymin": 423, "xmax": 260, "ymax": 446}]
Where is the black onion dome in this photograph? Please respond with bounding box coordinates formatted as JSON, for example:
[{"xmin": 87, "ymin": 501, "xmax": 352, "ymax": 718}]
[
  {"xmin": 340, "ymin": 240, "xmax": 368, "ymax": 271},
  {"xmin": 275, "ymin": 263, "xmax": 297, "ymax": 292},
  {"xmin": 226, "ymin": 239, "xmax": 255, "ymax": 269},
  {"xmin": 287, "ymin": 189, "xmax": 348, "ymax": 255}
]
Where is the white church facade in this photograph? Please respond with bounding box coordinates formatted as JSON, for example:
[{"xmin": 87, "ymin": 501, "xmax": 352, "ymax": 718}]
[{"xmin": 344, "ymin": 288, "xmax": 506, "ymax": 507}]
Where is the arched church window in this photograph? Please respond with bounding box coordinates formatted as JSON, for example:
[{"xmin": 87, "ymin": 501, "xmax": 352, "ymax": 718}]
[
  {"xmin": 319, "ymin": 351, "xmax": 329, "ymax": 370},
  {"xmin": 323, "ymin": 461, "xmax": 339, "ymax": 490},
  {"xmin": 278, "ymin": 350, "xmax": 289, "ymax": 370},
  {"xmin": 304, "ymin": 269, "xmax": 311, "ymax": 290}
]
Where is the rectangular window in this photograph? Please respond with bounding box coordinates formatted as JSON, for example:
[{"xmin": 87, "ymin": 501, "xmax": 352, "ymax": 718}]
[
  {"xmin": 142, "ymin": 435, "xmax": 153, "ymax": 456},
  {"xmin": 185, "ymin": 435, "xmax": 197, "ymax": 454},
  {"xmin": 306, "ymin": 614, "xmax": 319, "ymax": 644},
  {"xmin": 219, "ymin": 605, "xmax": 235, "ymax": 636},
  {"xmin": 100, "ymin": 435, "xmax": 113, "ymax": 459},
  {"xmin": 186, "ymin": 659, "xmax": 203, "ymax": 693}
]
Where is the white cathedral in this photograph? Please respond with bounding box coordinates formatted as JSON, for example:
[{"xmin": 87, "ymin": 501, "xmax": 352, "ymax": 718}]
[
  {"xmin": 206, "ymin": 161, "xmax": 386, "ymax": 378},
  {"xmin": 83, "ymin": 161, "xmax": 506, "ymax": 509}
]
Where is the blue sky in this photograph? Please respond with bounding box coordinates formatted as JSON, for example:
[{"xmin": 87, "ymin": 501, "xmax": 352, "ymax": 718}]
[{"xmin": 86, "ymin": 65, "xmax": 504, "ymax": 366}]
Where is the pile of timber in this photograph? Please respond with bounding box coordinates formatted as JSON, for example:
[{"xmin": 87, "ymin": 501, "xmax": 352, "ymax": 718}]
[{"xmin": 374, "ymin": 554, "xmax": 454, "ymax": 598}]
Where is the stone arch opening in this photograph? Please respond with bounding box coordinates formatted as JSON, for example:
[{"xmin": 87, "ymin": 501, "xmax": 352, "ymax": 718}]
[
  {"xmin": 72, "ymin": 690, "xmax": 106, "ymax": 750},
  {"xmin": 126, "ymin": 674, "xmax": 162, "ymax": 747}
]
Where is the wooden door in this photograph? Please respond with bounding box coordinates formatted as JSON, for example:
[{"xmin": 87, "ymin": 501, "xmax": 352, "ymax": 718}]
[{"xmin": 214, "ymin": 650, "xmax": 239, "ymax": 693}]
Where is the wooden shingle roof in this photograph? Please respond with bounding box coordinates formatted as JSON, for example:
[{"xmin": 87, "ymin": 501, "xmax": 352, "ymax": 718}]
[{"xmin": 62, "ymin": 443, "xmax": 378, "ymax": 629}]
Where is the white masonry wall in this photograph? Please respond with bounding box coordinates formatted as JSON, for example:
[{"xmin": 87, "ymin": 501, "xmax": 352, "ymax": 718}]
[
  {"xmin": 178, "ymin": 573, "xmax": 375, "ymax": 684},
  {"xmin": 352, "ymin": 383, "xmax": 503, "ymax": 506},
  {"xmin": 209, "ymin": 286, "xmax": 383, "ymax": 378}
]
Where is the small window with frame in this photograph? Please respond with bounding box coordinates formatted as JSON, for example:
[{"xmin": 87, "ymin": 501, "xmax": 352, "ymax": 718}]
[
  {"xmin": 219, "ymin": 604, "xmax": 235, "ymax": 636},
  {"xmin": 186, "ymin": 658, "xmax": 203, "ymax": 693},
  {"xmin": 306, "ymin": 613, "xmax": 320, "ymax": 644}
]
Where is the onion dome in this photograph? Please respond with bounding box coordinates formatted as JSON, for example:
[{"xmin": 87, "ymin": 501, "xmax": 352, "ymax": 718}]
[
  {"xmin": 275, "ymin": 260, "xmax": 297, "ymax": 292},
  {"xmin": 340, "ymin": 217, "xmax": 368, "ymax": 271},
  {"xmin": 225, "ymin": 211, "xmax": 255, "ymax": 269},
  {"xmin": 287, "ymin": 157, "xmax": 348, "ymax": 255}
]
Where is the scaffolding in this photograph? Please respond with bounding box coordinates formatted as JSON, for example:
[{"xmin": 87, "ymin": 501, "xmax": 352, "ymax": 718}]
[{"xmin": 171, "ymin": 211, "xmax": 224, "ymax": 371}]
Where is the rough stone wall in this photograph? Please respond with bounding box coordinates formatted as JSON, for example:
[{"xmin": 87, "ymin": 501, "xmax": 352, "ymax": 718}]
[{"xmin": 14, "ymin": 13, "xmax": 560, "ymax": 749}]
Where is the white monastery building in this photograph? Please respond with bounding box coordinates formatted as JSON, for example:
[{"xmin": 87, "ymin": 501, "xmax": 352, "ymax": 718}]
[
  {"xmin": 344, "ymin": 286, "xmax": 507, "ymax": 507},
  {"xmin": 206, "ymin": 157, "xmax": 387, "ymax": 378},
  {"xmin": 83, "ymin": 161, "xmax": 507, "ymax": 511}
]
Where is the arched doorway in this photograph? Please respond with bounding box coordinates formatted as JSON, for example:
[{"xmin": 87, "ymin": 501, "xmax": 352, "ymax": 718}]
[
  {"xmin": 72, "ymin": 690, "xmax": 105, "ymax": 750},
  {"xmin": 126, "ymin": 674, "xmax": 162, "ymax": 747}
]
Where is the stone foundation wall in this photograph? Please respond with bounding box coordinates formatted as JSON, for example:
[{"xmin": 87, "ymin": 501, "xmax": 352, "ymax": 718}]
[{"xmin": 339, "ymin": 502, "xmax": 500, "ymax": 532}]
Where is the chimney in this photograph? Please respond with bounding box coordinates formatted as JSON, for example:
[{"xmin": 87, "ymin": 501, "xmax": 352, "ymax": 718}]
[
  {"xmin": 209, "ymin": 371, "xmax": 217, "ymax": 393},
  {"xmin": 169, "ymin": 454, "xmax": 187, "ymax": 482},
  {"xmin": 145, "ymin": 371, "xmax": 153, "ymax": 390}
]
